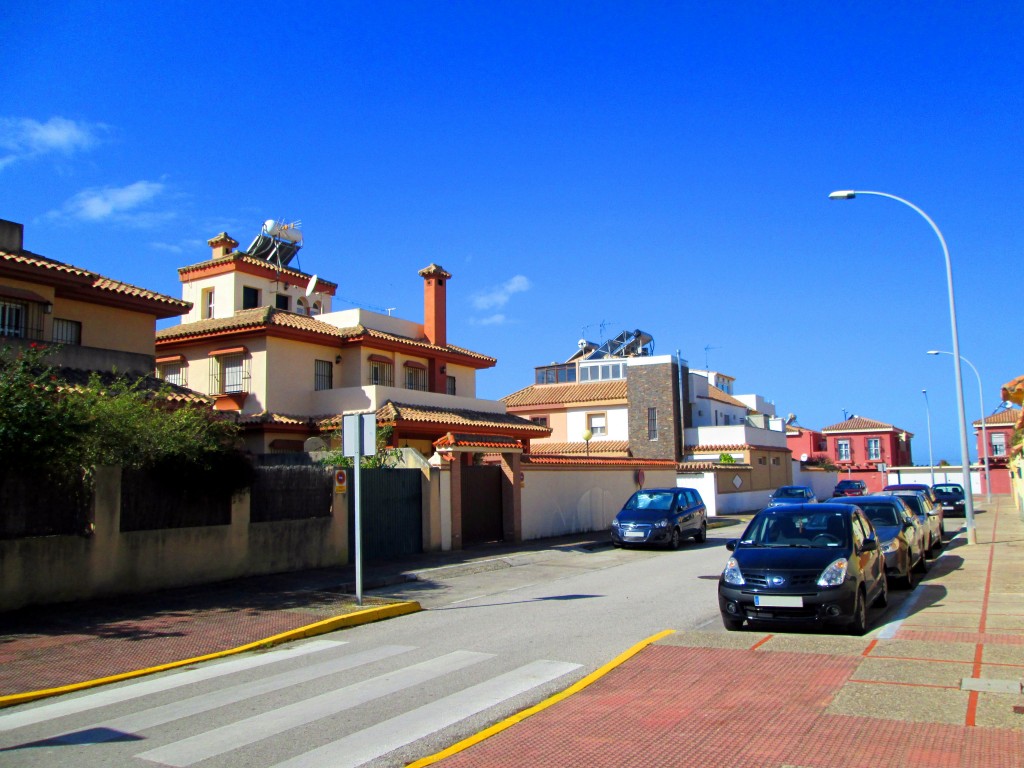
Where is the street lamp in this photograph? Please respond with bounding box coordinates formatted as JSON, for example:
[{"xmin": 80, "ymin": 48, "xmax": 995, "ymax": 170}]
[
  {"xmin": 829, "ymin": 190, "xmax": 977, "ymax": 544},
  {"xmin": 928, "ymin": 350, "xmax": 991, "ymax": 503},
  {"xmin": 922, "ymin": 389, "xmax": 935, "ymax": 486}
]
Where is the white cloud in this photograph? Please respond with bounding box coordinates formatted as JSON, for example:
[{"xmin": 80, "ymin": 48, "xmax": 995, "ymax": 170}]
[
  {"xmin": 477, "ymin": 314, "xmax": 507, "ymax": 326},
  {"xmin": 471, "ymin": 275, "xmax": 531, "ymax": 310},
  {"xmin": 0, "ymin": 116, "xmax": 105, "ymax": 169},
  {"xmin": 46, "ymin": 180, "xmax": 171, "ymax": 227}
]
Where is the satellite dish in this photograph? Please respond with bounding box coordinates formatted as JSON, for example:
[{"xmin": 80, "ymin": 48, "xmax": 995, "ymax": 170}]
[
  {"xmin": 800, "ymin": 453, "xmax": 809, "ymax": 462},
  {"xmin": 305, "ymin": 274, "xmax": 318, "ymax": 297}
]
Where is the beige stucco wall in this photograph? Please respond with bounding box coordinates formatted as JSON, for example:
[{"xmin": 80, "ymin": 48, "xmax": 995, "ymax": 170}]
[
  {"xmin": 54, "ymin": 298, "xmax": 157, "ymax": 354},
  {"xmin": 520, "ymin": 465, "xmax": 677, "ymax": 540},
  {"xmin": 0, "ymin": 466, "xmax": 349, "ymax": 612}
]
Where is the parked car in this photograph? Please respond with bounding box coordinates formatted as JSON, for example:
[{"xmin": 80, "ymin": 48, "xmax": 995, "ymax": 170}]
[
  {"xmin": 832, "ymin": 495, "xmax": 925, "ymax": 588},
  {"xmin": 833, "ymin": 479, "xmax": 867, "ymax": 497},
  {"xmin": 767, "ymin": 486, "xmax": 818, "ymax": 506},
  {"xmin": 884, "ymin": 483, "xmax": 939, "ymax": 505},
  {"xmin": 933, "ymin": 483, "xmax": 967, "ymax": 516},
  {"xmin": 610, "ymin": 487, "xmax": 707, "ymax": 549},
  {"xmin": 882, "ymin": 489, "xmax": 943, "ymax": 555},
  {"xmin": 717, "ymin": 503, "xmax": 888, "ymax": 635}
]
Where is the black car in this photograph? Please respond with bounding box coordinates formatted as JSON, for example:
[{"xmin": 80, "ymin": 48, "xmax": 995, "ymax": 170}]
[
  {"xmin": 833, "ymin": 495, "xmax": 925, "ymax": 588},
  {"xmin": 610, "ymin": 487, "xmax": 707, "ymax": 549},
  {"xmin": 718, "ymin": 503, "xmax": 887, "ymax": 635},
  {"xmin": 933, "ymin": 483, "xmax": 967, "ymax": 516},
  {"xmin": 884, "ymin": 483, "xmax": 939, "ymax": 505}
]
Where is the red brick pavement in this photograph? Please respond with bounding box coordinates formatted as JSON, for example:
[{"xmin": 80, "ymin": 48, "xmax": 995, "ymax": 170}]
[{"xmin": 436, "ymin": 645, "xmax": 1024, "ymax": 768}]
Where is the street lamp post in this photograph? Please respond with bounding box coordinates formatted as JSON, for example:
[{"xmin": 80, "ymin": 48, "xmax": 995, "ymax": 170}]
[
  {"xmin": 829, "ymin": 190, "xmax": 977, "ymax": 544},
  {"xmin": 928, "ymin": 350, "xmax": 991, "ymax": 503},
  {"xmin": 922, "ymin": 389, "xmax": 935, "ymax": 486}
]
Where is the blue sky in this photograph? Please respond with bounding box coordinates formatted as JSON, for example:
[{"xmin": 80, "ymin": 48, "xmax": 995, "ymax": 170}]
[{"xmin": 3, "ymin": 3, "xmax": 1021, "ymax": 464}]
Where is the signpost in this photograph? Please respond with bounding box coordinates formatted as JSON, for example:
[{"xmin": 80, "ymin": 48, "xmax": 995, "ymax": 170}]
[{"xmin": 342, "ymin": 413, "xmax": 376, "ymax": 605}]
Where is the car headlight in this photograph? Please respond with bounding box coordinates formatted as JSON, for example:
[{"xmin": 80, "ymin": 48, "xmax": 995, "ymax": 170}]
[
  {"xmin": 817, "ymin": 558, "xmax": 849, "ymax": 587},
  {"xmin": 655, "ymin": 518, "xmax": 669, "ymax": 528},
  {"xmin": 611, "ymin": 519, "xmax": 620, "ymax": 529},
  {"xmin": 881, "ymin": 539, "xmax": 898, "ymax": 554},
  {"xmin": 722, "ymin": 557, "xmax": 745, "ymax": 586}
]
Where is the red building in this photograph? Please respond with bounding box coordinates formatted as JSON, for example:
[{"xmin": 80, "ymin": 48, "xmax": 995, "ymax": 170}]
[
  {"xmin": 821, "ymin": 416, "xmax": 913, "ymax": 493},
  {"xmin": 974, "ymin": 409, "xmax": 1020, "ymax": 495},
  {"xmin": 785, "ymin": 425, "xmax": 827, "ymax": 462}
]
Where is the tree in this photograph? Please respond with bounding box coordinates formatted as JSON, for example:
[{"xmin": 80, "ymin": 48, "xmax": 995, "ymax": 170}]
[
  {"xmin": 718, "ymin": 452, "xmax": 736, "ymax": 464},
  {"xmin": 319, "ymin": 424, "xmax": 403, "ymax": 468}
]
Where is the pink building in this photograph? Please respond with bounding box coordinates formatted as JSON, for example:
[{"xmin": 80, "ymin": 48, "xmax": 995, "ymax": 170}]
[
  {"xmin": 821, "ymin": 416, "xmax": 913, "ymax": 494},
  {"xmin": 974, "ymin": 409, "xmax": 1020, "ymax": 495}
]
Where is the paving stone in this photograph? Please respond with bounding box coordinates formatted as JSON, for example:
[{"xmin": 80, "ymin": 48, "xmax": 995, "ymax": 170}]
[
  {"xmin": 961, "ymin": 677, "xmax": 1023, "ymax": 694},
  {"xmin": 854, "ymin": 657, "xmax": 973, "ymax": 688},
  {"xmin": 872, "ymin": 639, "xmax": 978, "ymax": 663}
]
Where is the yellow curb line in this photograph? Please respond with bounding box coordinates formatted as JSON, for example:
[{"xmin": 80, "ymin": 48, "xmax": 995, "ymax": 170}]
[
  {"xmin": 406, "ymin": 628, "xmax": 676, "ymax": 768},
  {"xmin": 0, "ymin": 601, "xmax": 421, "ymax": 710}
]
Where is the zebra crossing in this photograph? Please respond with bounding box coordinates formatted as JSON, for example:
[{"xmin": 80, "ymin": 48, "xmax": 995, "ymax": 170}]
[{"xmin": 0, "ymin": 637, "xmax": 582, "ymax": 768}]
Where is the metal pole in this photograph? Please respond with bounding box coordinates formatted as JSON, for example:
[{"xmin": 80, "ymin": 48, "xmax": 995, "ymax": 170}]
[
  {"xmin": 354, "ymin": 427, "xmax": 363, "ymax": 606},
  {"xmin": 929, "ymin": 351, "xmax": 991, "ymax": 503},
  {"xmin": 922, "ymin": 389, "xmax": 935, "ymax": 486},
  {"xmin": 829, "ymin": 190, "xmax": 977, "ymax": 544}
]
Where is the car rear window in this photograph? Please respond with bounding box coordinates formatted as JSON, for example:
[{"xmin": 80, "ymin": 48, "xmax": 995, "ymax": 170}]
[{"xmin": 859, "ymin": 504, "xmax": 900, "ymax": 527}]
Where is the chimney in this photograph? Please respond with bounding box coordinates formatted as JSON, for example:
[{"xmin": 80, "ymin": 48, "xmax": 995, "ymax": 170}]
[
  {"xmin": 207, "ymin": 232, "xmax": 238, "ymax": 260},
  {"xmin": 0, "ymin": 219, "xmax": 25, "ymax": 252},
  {"xmin": 418, "ymin": 263, "xmax": 452, "ymax": 347}
]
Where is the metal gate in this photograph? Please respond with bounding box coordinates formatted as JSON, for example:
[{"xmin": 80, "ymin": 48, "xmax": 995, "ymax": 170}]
[
  {"xmin": 347, "ymin": 468, "xmax": 422, "ymax": 562},
  {"xmin": 460, "ymin": 465, "xmax": 504, "ymax": 546}
]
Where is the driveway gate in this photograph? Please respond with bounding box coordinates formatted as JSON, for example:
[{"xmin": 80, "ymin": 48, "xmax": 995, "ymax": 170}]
[
  {"xmin": 460, "ymin": 465, "xmax": 504, "ymax": 545},
  {"xmin": 347, "ymin": 468, "xmax": 422, "ymax": 562}
]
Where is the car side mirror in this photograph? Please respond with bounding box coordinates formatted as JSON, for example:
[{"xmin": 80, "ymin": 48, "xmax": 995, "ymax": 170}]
[
  {"xmin": 861, "ymin": 538, "xmax": 878, "ymax": 552},
  {"xmin": 725, "ymin": 540, "xmax": 737, "ymax": 552}
]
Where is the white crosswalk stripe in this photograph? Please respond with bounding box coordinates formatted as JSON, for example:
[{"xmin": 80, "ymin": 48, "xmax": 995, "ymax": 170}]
[
  {"xmin": 270, "ymin": 659, "xmax": 582, "ymax": 768},
  {"xmin": 135, "ymin": 649, "xmax": 496, "ymax": 767},
  {"xmin": 50, "ymin": 644, "xmax": 415, "ymax": 744},
  {"xmin": 0, "ymin": 639, "xmax": 345, "ymax": 732}
]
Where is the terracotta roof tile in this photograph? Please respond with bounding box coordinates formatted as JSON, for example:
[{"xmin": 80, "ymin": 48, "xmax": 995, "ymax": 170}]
[
  {"xmin": 177, "ymin": 252, "xmax": 339, "ymax": 290},
  {"xmin": 237, "ymin": 412, "xmax": 318, "ymax": 426},
  {"xmin": 522, "ymin": 455, "xmax": 675, "ymax": 467},
  {"xmin": 377, "ymin": 401, "xmax": 550, "ymax": 434},
  {"xmin": 1, "ymin": 249, "xmax": 190, "ymax": 313},
  {"xmin": 502, "ymin": 380, "xmax": 627, "ymax": 407},
  {"xmin": 973, "ymin": 409, "xmax": 1021, "ymax": 427},
  {"xmin": 821, "ymin": 416, "xmax": 911, "ymax": 435},
  {"xmin": 706, "ymin": 385, "xmax": 748, "ymax": 409},
  {"xmin": 1002, "ymin": 375, "xmax": 1024, "ymax": 406},
  {"xmin": 531, "ymin": 440, "xmax": 630, "ymax": 455},
  {"xmin": 434, "ymin": 433, "xmax": 524, "ymax": 450}
]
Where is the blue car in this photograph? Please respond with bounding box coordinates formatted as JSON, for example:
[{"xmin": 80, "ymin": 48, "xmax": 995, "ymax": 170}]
[
  {"xmin": 611, "ymin": 487, "xmax": 707, "ymax": 549},
  {"xmin": 767, "ymin": 485, "xmax": 817, "ymax": 506}
]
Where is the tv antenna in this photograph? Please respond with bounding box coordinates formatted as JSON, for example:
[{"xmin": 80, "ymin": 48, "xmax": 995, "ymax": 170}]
[{"xmin": 704, "ymin": 345, "xmax": 720, "ymax": 369}]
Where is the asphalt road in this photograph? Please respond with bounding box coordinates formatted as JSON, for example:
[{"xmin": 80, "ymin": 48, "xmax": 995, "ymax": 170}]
[{"xmin": 0, "ymin": 519, "xmax": 928, "ymax": 768}]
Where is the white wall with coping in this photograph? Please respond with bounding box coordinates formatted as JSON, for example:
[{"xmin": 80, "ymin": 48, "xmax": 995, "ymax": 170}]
[
  {"xmin": 791, "ymin": 464, "xmax": 840, "ymax": 501},
  {"xmin": 885, "ymin": 465, "xmax": 980, "ymax": 494},
  {"xmin": 520, "ymin": 466, "xmax": 677, "ymax": 540},
  {"xmin": 685, "ymin": 423, "xmax": 789, "ymax": 449},
  {"xmin": 565, "ymin": 406, "xmax": 629, "ymax": 442},
  {"xmin": 310, "ymin": 385, "xmax": 506, "ymax": 416}
]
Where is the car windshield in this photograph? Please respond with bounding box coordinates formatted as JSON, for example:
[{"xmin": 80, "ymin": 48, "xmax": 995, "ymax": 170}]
[
  {"xmin": 892, "ymin": 494, "xmax": 924, "ymax": 515},
  {"xmin": 740, "ymin": 510, "xmax": 849, "ymax": 548},
  {"xmin": 859, "ymin": 504, "xmax": 900, "ymax": 528},
  {"xmin": 624, "ymin": 491, "xmax": 675, "ymax": 511},
  {"xmin": 773, "ymin": 487, "xmax": 804, "ymax": 498}
]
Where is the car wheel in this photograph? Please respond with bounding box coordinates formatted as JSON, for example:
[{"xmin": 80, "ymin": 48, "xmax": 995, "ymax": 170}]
[
  {"xmin": 848, "ymin": 588, "xmax": 868, "ymax": 636},
  {"xmin": 872, "ymin": 574, "xmax": 889, "ymax": 608},
  {"xmin": 694, "ymin": 520, "xmax": 707, "ymax": 544},
  {"xmin": 914, "ymin": 549, "xmax": 928, "ymax": 574},
  {"xmin": 668, "ymin": 528, "xmax": 681, "ymax": 550},
  {"xmin": 722, "ymin": 615, "xmax": 744, "ymax": 631}
]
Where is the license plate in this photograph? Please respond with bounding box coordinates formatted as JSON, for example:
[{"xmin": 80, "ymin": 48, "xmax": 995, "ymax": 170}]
[
  {"xmin": 624, "ymin": 531, "xmax": 644, "ymax": 538},
  {"xmin": 754, "ymin": 595, "xmax": 803, "ymax": 608}
]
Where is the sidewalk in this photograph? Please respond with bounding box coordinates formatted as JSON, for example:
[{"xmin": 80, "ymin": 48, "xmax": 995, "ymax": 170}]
[{"xmin": 417, "ymin": 495, "xmax": 1024, "ymax": 767}]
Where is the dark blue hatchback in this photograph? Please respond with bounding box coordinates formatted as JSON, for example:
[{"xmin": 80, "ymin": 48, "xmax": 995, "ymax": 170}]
[
  {"xmin": 610, "ymin": 487, "xmax": 707, "ymax": 549},
  {"xmin": 718, "ymin": 503, "xmax": 888, "ymax": 635}
]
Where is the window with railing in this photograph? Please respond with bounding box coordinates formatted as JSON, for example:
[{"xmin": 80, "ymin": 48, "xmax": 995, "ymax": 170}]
[
  {"xmin": 405, "ymin": 363, "xmax": 427, "ymax": 392},
  {"xmin": 209, "ymin": 351, "xmax": 250, "ymax": 394},
  {"xmin": 159, "ymin": 362, "xmax": 186, "ymax": 387},
  {"xmin": 0, "ymin": 299, "xmax": 27, "ymax": 338},
  {"xmin": 314, "ymin": 359, "xmax": 333, "ymax": 391},
  {"xmin": 647, "ymin": 407, "xmax": 658, "ymax": 440},
  {"xmin": 52, "ymin": 318, "xmax": 81, "ymax": 345},
  {"xmin": 446, "ymin": 375, "xmax": 457, "ymax": 395},
  {"xmin": 369, "ymin": 358, "xmax": 394, "ymax": 386}
]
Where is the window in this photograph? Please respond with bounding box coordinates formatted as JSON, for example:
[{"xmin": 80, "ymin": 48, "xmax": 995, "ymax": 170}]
[
  {"xmin": 446, "ymin": 375, "xmax": 457, "ymax": 395},
  {"xmin": 202, "ymin": 288, "xmax": 215, "ymax": 319},
  {"xmin": 160, "ymin": 362, "xmax": 186, "ymax": 387},
  {"xmin": 758, "ymin": 457, "xmax": 766, "ymax": 465},
  {"xmin": 837, "ymin": 439, "xmax": 851, "ymax": 461},
  {"xmin": 405, "ymin": 364, "xmax": 427, "ymax": 392},
  {"xmin": 275, "ymin": 294, "xmax": 290, "ymax": 311},
  {"xmin": 52, "ymin": 318, "xmax": 81, "ymax": 345},
  {"xmin": 314, "ymin": 359, "xmax": 333, "ymax": 391},
  {"xmin": 867, "ymin": 438, "xmax": 881, "ymax": 461},
  {"xmin": 242, "ymin": 287, "xmax": 261, "ymax": 309},
  {"xmin": 310, "ymin": 301, "xmax": 322, "ymax": 316},
  {"xmin": 209, "ymin": 351, "xmax": 250, "ymax": 394},
  {"xmin": 0, "ymin": 299, "xmax": 26, "ymax": 338},
  {"xmin": 991, "ymin": 433, "xmax": 1006, "ymax": 457},
  {"xmin": 771, "ymin": 457, "xmax": 780, "ymax": 466},
  {"xmin": 369, "ymin": 358, "xmax": 394, "ymax": 386},
  {"xmin": 530, "ymin": 416, "xmax": 549, "ymax": 427},
  {"xmin": 587, "ymin": 413, "xmax": 607, "ymax": 436},
  {"xmin": 647, "ymin": 407, "xmax": 658, "ymax": 440}
]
